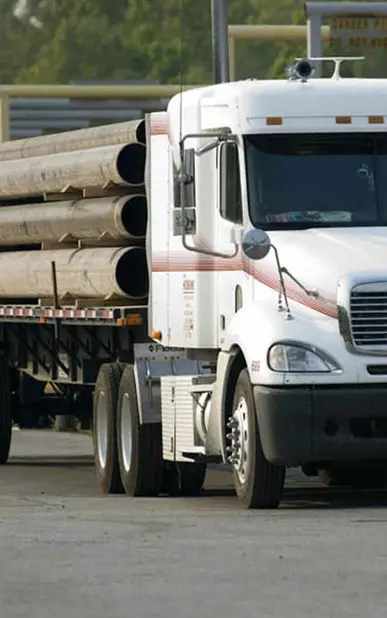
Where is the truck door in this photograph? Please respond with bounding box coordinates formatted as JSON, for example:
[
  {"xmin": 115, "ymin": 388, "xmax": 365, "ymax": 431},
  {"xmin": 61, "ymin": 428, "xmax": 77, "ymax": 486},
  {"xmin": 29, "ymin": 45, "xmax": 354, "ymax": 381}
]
[{"xmin": 216, "ymin": 140, "xmax": 248, "ymax": 344}]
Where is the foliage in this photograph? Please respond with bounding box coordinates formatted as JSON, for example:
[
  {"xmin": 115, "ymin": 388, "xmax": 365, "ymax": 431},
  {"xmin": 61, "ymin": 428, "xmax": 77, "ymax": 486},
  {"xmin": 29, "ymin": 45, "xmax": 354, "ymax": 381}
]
[{"xmin": 2, "ymin": 0, "xmax": 387, "ymax": 84}]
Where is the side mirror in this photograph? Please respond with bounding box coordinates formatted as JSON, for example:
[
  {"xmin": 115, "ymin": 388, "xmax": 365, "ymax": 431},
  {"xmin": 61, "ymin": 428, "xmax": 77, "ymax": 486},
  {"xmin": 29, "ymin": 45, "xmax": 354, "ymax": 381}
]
[{"xmin": 242, "ymin": 228, "xmax": 271, "ymax": 260}]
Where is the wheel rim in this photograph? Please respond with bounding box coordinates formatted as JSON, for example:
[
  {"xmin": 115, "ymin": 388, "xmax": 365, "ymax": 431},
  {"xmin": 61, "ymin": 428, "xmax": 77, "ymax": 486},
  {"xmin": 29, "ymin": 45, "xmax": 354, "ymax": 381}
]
[
  {"xmin": 120, "ymin": 393, "xmax": 132, "ymax": 473},
  {"xmin": 227, "ymin": 396, "xmax": 249, "ymax": 484},
  {"xmin": 96, "ymin": 391, "xmax": 108, "ymax": 469}
]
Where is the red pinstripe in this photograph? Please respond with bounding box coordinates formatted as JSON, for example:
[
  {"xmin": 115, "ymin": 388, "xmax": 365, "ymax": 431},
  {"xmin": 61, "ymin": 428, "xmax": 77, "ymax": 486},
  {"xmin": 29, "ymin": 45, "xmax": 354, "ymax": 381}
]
[{"xmin": 151, "ymin": 253, "xmax": 338, "ymax": 319}]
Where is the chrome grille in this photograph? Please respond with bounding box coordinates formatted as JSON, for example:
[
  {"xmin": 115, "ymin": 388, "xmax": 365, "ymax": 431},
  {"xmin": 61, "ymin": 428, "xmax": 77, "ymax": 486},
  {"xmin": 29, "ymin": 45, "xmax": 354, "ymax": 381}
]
[{"xmin": 350, "ymin": 282, "xmax": 387, "ymax": 350}]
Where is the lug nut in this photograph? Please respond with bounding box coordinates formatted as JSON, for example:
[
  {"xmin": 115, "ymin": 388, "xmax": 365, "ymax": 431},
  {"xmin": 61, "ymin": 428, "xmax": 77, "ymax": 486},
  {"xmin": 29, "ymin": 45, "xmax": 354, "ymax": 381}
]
[{"xmin": 227, "ymin": 418, "xmax": 237, "ymax": 428}]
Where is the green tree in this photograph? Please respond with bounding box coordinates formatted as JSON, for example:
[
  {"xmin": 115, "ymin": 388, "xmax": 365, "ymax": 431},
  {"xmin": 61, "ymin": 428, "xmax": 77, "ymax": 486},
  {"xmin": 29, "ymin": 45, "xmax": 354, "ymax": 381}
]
[
  {"xmin": 15, "ymin": 0, "xmax": 129, "ymax": 83},
  {"xmin": 1, "ymin": 0, "xmax": 387, "ymax": 85}
]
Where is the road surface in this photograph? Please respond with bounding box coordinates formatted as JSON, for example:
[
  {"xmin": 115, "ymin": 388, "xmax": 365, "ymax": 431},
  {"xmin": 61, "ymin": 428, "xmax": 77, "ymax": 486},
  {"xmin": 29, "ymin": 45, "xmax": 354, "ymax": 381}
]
[{"xmin": 1, "ymin": 430, "xmax": 387, "ymax": 618}]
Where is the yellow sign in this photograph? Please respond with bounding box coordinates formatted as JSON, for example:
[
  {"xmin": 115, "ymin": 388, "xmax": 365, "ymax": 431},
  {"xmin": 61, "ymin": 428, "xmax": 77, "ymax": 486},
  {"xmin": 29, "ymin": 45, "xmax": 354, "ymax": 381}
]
[
  {"xmin": 331, "ymin": 17, "xmax": 387, "ymax": 30},
  {"xmin": 329, "ymin": 36, "xmax": 387, "ymax": 48},
  {"xmin": 329, "ymin": 15, "xmax": 387, "ymax": 47}
]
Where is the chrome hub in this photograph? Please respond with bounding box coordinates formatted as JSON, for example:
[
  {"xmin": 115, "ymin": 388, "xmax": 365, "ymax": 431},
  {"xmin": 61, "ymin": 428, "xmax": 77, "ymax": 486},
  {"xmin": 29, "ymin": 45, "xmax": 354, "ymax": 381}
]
[{"xmin": 226, "ymin": 396, "xmax": 249, "ymax": 483}]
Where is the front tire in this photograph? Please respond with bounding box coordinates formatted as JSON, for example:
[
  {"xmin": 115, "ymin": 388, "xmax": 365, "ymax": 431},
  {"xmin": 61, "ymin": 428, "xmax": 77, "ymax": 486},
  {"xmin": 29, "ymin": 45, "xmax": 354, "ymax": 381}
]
[
  {"xmin": 92, "ymin": 363, "xmax": 124, "ymax": 494},
  {"xmin": 229, "ymin": 368, "xmax": 285, "ymax": 509},
  {"xmin": 0, "ymin": 355, "xmax": 12, "ymax": 465},
  {"xmin": 117, "ymin": 365, "xmax": 163, "ymax": 496}
]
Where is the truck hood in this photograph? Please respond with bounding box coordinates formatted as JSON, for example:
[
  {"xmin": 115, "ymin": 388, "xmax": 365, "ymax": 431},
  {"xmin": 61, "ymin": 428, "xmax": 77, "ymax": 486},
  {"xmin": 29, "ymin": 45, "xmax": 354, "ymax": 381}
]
[{"xmin": 264, "ymin": 227, "xmax": 387, "ymax": 314}]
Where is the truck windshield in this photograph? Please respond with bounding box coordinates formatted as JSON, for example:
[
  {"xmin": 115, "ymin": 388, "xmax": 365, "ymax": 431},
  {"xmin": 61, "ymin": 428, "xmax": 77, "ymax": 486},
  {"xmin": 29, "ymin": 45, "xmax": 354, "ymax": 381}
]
[{"xmin": 244, "ymin": 133, "xmax": 387, "ymax": 230}]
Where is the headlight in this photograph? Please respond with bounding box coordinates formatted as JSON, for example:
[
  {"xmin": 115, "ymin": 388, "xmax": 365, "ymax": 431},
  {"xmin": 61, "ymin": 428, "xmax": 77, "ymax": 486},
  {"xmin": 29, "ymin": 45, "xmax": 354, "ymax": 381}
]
[{"xmin": 268, "ymin": 343, "xmax": 341, "ymax": 373}]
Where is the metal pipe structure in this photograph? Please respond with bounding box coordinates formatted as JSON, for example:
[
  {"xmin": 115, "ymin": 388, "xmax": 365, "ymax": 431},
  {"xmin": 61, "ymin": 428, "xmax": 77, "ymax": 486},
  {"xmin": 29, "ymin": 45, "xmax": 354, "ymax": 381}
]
[
  {"xmin": 227, "ymin": 24, "xmax": 331, "ymax": 80},
  {"xmin": 0, "ymin": 84, "xmax": 198, "ymax": 99},
  {"xmin": 0, "ymin": 119, "xmax": 146, "ymax": 162},
  {"xmin": 0, "ymin": 143, "xmax": 146, "ymax": 199},
  {"xmin": 305, "ymin": 1, "xmax": 387, "ymax": 16},
  {"xmin": 228, "ymin": 24, "xmax": 331, "ymax": 41},
  {"xmin": 0, "ymin": 246, "xmax": 148, "ymax": 300},
  {"xmin": 211, "ymin": 0, "xmax": 230, "ymax": 83},
  {"xmin": 0, "ymin": 195, "xmax": 147, "ymax": 246}
]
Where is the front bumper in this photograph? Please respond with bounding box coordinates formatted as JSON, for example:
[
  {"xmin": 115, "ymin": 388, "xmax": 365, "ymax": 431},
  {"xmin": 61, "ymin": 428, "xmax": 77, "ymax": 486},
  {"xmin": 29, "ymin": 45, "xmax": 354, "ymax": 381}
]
[{"xmin": 254, "ymin": 385, "xmax": 387, "ymax": 466}]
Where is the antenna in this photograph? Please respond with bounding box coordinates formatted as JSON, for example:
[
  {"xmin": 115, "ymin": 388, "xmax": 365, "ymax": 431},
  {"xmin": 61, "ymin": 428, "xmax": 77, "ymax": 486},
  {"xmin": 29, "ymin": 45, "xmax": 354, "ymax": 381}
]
[{"xmin": 179, "ymin": 0, "xmax": 185, "ymax": 147}]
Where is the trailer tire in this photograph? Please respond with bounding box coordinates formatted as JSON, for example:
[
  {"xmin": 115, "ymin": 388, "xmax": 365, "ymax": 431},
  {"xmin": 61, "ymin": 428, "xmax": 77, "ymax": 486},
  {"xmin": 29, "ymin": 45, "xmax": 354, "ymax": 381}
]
[
  {"xmin": 117, "ymin": 365, "xmax": 163, "ymax": 497},
  {"xmin": 92, "ymin": 363, "xmax": 124, "ymax": 494},
  {"xmin": 230, "ymin": 368, "xmax": 285, "ymax": 509},
  {"xmin": 0, "ymin": 355, "xmax": 12, "ymax": 465}
]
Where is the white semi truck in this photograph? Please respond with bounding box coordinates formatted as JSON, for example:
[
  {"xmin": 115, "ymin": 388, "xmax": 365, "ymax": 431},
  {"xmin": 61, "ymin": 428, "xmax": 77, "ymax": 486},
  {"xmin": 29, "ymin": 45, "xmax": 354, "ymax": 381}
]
[{"xmin": 1, "ymin": 4, "xmax": 387, "ymax": 508}]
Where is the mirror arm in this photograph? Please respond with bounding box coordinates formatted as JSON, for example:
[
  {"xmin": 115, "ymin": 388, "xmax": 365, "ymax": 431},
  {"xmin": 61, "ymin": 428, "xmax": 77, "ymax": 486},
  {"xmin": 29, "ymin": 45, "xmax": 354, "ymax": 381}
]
[
  {"xmin": 179, "ymin": 138, "xmax": 239, "ymax": 259},
  {"xmin": 271, "ymin": 245, "xmax": 292, "ymax": 319},
  {"xmin": 280, "ymin": 267, "xmax": 318, "ymax": 299}
]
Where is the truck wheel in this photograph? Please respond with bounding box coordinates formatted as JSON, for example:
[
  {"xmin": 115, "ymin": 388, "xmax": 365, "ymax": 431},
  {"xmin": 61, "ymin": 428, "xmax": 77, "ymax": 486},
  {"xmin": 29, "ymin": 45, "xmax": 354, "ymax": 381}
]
[
  {"xmin": 229, "ymin": 368, "xmax": 285, "ymax": 509},
  {"xmin": 92, "ymin": 363, "xmax": 124, "ymax": 494},
  {"xmin": 117, "ymin": 365, "xmax": 163, "ymax": 496},
  {"xmin": 164, "ymin": 461, "xmax": 207, "ymax": 497},
  {"xmin": 0, "ymin": 355, "xmax": 12, "ymax": 465}
]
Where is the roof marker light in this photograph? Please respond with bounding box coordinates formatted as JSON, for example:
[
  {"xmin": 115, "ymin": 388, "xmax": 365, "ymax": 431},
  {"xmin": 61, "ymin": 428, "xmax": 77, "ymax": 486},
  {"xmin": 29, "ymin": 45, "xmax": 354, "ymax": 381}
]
[{"xmin": 266, "ymin": 117, "xmax": 283, "ymax": 126}]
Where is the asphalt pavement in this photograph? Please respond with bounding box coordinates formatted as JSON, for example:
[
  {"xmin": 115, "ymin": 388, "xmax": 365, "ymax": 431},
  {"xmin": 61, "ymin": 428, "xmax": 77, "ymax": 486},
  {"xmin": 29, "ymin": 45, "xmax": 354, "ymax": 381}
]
[{"xmin": 1, "ymin": 430, "xmax": 387, "ymax": 618}]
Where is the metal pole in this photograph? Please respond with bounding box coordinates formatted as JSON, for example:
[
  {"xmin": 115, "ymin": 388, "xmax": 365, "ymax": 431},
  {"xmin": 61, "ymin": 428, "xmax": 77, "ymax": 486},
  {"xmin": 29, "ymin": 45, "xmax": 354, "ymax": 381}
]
[
  {"xmin": 0, "ymin": 95, "xmax": 10, "ymax": 142},
  {"xmin": 307, "ymin": 14, "xmax": 322, "ymax": 77},
  {"xmin": 211, "ymin": 0, "xmax": 230, "ymax": 83},
  {"xmin": 228, "ymin": 35, "xmax": 236, "ymax": 81}
]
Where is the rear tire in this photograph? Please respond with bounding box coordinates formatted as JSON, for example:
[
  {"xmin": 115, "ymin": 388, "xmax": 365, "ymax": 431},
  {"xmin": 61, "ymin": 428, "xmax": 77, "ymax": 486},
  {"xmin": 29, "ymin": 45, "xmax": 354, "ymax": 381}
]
[
  {"xmin": 0, "ymin": 355, "xmax": 12, "ymax": 465},
  {"xmin": 117, "ymin": 365, "xmax": 163, "ymax": 496},
  {"xmin": 230, "ymin": 368, "xmax": 285, "ymax": 509},
  {"xmin": 92, "ymin": 363, "xmax": 124, "ymax": 494}
]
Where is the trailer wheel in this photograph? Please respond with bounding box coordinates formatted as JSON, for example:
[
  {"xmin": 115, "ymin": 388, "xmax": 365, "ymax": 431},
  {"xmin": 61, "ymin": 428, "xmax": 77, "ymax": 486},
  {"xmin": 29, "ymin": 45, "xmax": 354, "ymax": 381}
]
[
  {"xmin": 0, "ymin": 355, "xmax": 12, "ymax": 465},
  {"xmin": 92, "ymin": 363, "xmax": 124, "ymax": 494},
  {"xmin": 229, "ymin": 368, "xmax": 285, "ymax": 509},
  {"xmin": 117, "ymin": 365, "xmax": 163, "ymax": 497},
  {"xmin": 164, "ymin": 461, "xmax": 207, "ymax": 497}
]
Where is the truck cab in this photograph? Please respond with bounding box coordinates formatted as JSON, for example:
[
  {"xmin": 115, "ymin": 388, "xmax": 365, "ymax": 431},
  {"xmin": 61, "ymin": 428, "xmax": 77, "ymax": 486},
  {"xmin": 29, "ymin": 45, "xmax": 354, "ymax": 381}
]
[{"xmin": 148, "ymin": 59, "xmax": 387, "ymax": 506}]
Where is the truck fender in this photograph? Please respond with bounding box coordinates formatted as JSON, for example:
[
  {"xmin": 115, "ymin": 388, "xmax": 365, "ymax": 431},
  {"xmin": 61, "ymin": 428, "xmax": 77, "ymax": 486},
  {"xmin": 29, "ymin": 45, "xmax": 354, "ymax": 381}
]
[
  {"xmin": 205, "ymin": 348, "xmax": 240, "ymax": 462},
  {"xmin": 221, "ymin": 304, "xmax": 278, "ymax": 384}
]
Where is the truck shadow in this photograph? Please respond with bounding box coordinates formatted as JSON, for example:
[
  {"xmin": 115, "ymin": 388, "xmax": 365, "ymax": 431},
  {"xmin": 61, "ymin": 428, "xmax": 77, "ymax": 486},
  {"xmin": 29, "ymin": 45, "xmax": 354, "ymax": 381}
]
[
  {"xmin": 281, "ymin": 485, "xmax": 387, "ymax": 510},
  {"xmin": 6, "ymin": 459, "xmax": 387, "ymax": 510},
  {"xmin": 7, "ymin": 456, "xmax": 93, "ymax": 468},
  {"xmin": 202, "ymin": 467, "xmax": 387, "ymax": 509},
  {"xmin": 199, "ymin": 485, "xmax": 387, "ymax": 510}
]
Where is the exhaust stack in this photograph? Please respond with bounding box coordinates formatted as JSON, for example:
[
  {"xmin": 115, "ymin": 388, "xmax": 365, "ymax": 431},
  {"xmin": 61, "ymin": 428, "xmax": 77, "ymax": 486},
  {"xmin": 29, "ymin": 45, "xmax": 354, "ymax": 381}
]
[{"xmin": 211, "ymin": 0, "xmax": 230, "ymax": 83}]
